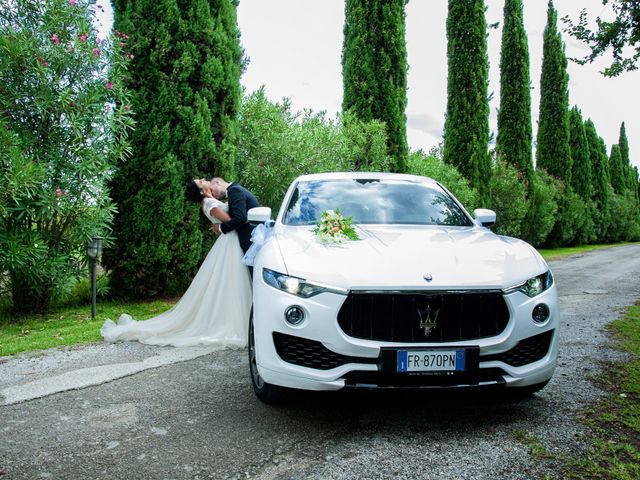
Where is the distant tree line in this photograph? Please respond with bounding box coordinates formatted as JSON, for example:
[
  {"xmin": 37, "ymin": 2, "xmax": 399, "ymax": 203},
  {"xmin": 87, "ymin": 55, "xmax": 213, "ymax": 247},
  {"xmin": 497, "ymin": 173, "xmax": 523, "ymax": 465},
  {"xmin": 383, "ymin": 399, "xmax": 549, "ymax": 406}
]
[
  {"xmin": 55, "ymin": 0, "xmax": 640, "ymax": 301},
  {"xmin": 2, "ymin": 0, "xmax": 638, "ymax": 313}
]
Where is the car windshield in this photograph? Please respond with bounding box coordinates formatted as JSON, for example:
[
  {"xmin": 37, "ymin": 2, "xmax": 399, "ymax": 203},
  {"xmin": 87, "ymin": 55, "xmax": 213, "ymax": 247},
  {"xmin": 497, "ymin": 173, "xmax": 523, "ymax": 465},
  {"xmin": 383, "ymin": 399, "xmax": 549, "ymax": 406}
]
[{"xmin": 282, "ymin": 179, "xmax": 473, "ymax": 226}]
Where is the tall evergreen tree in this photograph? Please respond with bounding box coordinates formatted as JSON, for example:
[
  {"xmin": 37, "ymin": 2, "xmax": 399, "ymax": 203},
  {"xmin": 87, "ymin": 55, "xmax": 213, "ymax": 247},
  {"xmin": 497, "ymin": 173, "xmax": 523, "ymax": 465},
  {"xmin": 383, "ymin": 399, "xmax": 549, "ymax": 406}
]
[
  {"xmin": 568, "ymin": 107, "xmax": 592, "ymax": 201},
  {"xmin": 443, "ymin": 0, "xmax": 491, "ymax": 201},
  {"xmin": 496, "ymin": 0, "xmax": 532, "ymax": 179},
  {"xmin": 566, "ymin": 107, "xmax": 596, "ymax": 245},
  {"xmin": 618, "ymin": 122, "xmax": 631, "ymax": 189},
  {"xmin": 342, "ymin": 0, "xmax": 408, "ymax": 172},
  {"xmin": 105, "ymin": 0, "xmax": 243, "ymax": 297},
  {"xmin": 584, "ymin": 119, "xmax": 611, "ymax": 240},
  {"xmin": 536, "ymin": 0, "xmax": 571, "ymax": 184},
  {"xmin": 609, "ymin": 144, "xmax": 625, "ymax": 194}
]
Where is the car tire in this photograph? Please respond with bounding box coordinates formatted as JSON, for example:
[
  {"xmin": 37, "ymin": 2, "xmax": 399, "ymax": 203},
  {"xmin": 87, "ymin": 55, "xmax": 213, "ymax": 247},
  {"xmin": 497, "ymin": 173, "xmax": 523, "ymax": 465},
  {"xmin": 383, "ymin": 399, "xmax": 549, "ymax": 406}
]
[{"xmin": 248, "ymin": 313, "xmax": 286, "ymax": 404}]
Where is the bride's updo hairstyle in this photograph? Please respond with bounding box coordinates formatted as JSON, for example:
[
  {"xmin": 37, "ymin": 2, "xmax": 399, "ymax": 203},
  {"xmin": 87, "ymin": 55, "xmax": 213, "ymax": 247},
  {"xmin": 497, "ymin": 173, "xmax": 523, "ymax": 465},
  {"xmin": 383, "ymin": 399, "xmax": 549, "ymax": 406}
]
[{"xmin": 185, "ymin": 180, "xmax": 204, "ymax": 203}]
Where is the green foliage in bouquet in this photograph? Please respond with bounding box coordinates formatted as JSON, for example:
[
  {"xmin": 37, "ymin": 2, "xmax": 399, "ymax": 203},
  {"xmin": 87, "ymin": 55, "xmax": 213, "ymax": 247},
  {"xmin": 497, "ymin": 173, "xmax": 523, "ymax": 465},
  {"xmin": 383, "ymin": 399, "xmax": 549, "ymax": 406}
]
[
  {"xmin": 312, "ymin": 210, "xmax": 360, "ymax": 244},
  {"xmin": 0, "ymin": 0, "xmax": 134, "ymax": 315}
]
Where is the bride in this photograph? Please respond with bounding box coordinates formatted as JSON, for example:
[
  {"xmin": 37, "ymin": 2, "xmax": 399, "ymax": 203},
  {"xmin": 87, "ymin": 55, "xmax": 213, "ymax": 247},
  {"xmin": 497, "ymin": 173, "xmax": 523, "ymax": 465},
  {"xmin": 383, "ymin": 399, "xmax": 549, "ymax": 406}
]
[{"xmin": 100, "ymin": 179, "xmax": 252, "ymax": 348}]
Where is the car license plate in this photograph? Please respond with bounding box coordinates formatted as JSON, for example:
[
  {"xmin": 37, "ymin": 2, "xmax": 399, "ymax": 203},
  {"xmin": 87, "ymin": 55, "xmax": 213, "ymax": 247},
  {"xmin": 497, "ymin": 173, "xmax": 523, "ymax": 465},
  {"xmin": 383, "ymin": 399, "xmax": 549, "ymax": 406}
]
[{"xmin": 397, "ymin": 349, "xmax": 466, "ymax": 373}]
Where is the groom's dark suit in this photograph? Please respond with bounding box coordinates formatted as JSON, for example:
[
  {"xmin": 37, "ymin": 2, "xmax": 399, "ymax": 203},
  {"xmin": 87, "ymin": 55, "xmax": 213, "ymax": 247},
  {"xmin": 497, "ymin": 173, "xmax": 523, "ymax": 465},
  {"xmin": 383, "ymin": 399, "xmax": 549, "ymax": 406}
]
[{"xmin": 220, "ymin": 183, "xmax": 260, "ymax": 254}]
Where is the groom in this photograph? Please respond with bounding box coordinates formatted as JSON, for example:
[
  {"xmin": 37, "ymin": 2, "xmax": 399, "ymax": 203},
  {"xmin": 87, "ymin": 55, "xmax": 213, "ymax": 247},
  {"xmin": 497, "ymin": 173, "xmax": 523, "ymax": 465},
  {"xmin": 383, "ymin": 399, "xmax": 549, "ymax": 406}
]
[{"xmin": 209, "ymin": 177, "xmax": 260, "ymax": 255}]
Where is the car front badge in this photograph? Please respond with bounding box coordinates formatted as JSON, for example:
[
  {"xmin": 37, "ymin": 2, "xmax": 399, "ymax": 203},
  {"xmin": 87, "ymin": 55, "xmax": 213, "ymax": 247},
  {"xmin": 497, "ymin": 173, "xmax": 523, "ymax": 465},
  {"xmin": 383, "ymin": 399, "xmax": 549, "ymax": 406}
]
[{"xmin": 417, "ymin": 303, "xmax": 439, "ymax": 336}]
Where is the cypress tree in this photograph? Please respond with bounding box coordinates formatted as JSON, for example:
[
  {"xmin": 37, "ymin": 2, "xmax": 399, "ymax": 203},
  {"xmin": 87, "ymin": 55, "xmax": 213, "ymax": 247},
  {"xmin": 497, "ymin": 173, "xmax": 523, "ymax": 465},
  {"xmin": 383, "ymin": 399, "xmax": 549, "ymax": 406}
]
[
  {"xmin": 342, "ymin": 0, "xmax": 408, "ymax": 172},
  {"xmin": 618, "ymin": 122, "xmax": 630, "ymax": 189},
  {"xmin": 568, "ymin": 107, "xmax": 592, "ymax": 201},
  {"xmin": 443, "ymin": 0, "xmax": 491, "ymax": 201},
  {"xmin": 536, "ymin": 0, "xmax": 571, "ymax": 185},
  {"xmin": 609, "ymin": 144, "xmax": 625, "ymax": 194},
  {"xmin": 584, "ymin": 119, "xmax": 611, "ymax": 240},
  {"xmin": 105, "ymin": 0, "xmax": 243, "ymax": 297},
  {"xmin": 497, "ymin": 0, "xmax": 532, "ymax": 179}
]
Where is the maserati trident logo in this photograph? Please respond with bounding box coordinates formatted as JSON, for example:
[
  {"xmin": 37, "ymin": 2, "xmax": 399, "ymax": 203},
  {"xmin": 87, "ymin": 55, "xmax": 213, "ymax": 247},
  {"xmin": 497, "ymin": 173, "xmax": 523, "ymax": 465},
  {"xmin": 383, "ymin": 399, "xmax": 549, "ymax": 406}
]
[{"xmin": 417, "ymin": 303, "xmax": 439, "ymax": 336}]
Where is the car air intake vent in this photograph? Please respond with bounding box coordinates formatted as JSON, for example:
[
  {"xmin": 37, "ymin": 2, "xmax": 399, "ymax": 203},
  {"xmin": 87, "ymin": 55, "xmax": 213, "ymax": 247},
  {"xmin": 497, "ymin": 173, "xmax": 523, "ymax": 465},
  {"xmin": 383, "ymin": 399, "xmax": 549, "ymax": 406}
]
[
  {"xmin": 482, "ymin": 330, "xmax": 554, "ymax": 367},
  {"xmin": 273, "ymin": 333, "xmax": 377, "ymax": 370},
  {"xmin": 337, "ymin": 291, "xmax": 510, "ymax": 343}
]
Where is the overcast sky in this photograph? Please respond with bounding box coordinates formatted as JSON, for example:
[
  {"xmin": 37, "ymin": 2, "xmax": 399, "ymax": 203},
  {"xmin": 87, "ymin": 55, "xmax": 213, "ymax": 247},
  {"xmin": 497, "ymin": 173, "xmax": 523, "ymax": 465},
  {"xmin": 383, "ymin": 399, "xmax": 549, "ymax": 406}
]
[
  {"xmin": 237, "ymin": 0, "xmax": 639, "ymax": 169},
  {"xmin": 98, "ymin": 0, "xmax": 639, "ymax": 169}
]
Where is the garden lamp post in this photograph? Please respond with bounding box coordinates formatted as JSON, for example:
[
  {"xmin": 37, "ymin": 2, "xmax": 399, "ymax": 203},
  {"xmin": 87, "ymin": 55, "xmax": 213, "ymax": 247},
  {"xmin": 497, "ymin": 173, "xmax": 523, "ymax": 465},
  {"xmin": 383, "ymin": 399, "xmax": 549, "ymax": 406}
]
[{"xmin": 87, "ymin": 237, "xmax": 103, "ymax": 320}]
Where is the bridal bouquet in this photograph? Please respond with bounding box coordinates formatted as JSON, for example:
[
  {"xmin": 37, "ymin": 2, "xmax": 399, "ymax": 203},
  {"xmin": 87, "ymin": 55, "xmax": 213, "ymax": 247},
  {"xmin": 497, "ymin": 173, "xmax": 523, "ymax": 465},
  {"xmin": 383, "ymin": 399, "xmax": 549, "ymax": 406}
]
[{"xmin": 312, "ymin": 209, "xmax": 360, "ymax": 244}]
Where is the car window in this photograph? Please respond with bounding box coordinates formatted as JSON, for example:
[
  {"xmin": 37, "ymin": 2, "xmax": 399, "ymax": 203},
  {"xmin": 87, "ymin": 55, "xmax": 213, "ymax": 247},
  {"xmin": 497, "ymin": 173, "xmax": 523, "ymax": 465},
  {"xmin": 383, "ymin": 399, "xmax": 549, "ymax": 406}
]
[{"xmin": 283, "ymin": 179, "xmax": 473, "ymax": 226}]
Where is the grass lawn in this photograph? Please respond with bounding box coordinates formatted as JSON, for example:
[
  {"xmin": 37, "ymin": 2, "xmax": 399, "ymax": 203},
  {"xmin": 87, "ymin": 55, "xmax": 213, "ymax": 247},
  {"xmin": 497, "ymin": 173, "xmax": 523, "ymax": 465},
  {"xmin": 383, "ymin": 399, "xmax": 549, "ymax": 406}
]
[
  {"xmin": 562, "ymin": 303, "xmax": 640, "ymax": 479},
  {"xmin": 0, "ymin": 298, "xmax": 177, "ymax": 357},
  {"xmin": 539, "ymin": 242, "xmax": 638, "ymax": 261}
]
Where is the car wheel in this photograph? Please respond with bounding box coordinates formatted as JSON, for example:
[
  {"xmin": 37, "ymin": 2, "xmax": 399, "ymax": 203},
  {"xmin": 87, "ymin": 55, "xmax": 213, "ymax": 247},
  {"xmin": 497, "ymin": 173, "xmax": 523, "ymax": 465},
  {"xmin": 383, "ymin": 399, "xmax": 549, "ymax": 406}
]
[{"xmin": 248, "ymin": 313, "xmax": 285, "ymax": 404}]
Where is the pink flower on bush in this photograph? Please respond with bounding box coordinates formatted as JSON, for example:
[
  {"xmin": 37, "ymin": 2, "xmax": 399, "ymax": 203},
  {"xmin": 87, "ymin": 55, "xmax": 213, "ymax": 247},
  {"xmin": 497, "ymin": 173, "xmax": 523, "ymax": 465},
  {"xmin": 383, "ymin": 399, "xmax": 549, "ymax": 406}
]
[
  {"xmin": 79, "ymin": 32, "xmax": 88, "ymax": 42},
  {"xmin": 119, "ymin": 42, "xmax": 126, "ymax": 48},
  {"xmin": 69, "ymin": 0, "xmax": 76, "ymax": 5},
  {"xmin": 51, "ymin": 34, "xmax": 60, "ymax": 45},
  {"xmin": 92, "ymin": 47, "xmax": 100, "ymax": 57},
  {"xmin": 105, "ymin": 104, "xmax": 111, "ymax": 113},
  {"xmin": 124, "ymin": 105, "xmax": 130, "ymax": 111},
  {"xmin": 56, "ymin": 188, "xmax": 62, "ymax": 197},
  {"xmin": 106, "ymin": 82, "xmax": 113, "ymax": 90},
  {"xmin": 129, "ymin": 54, "xmax": 134, "ymax": 59}
]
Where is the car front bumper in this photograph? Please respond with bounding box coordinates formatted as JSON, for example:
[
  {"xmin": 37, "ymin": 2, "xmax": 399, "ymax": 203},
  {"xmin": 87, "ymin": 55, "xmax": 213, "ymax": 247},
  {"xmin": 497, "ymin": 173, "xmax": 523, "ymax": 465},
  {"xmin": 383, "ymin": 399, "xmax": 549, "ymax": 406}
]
[{"xmin": 252, "ymin": 276, "xmax": 559, "ymax": 392}]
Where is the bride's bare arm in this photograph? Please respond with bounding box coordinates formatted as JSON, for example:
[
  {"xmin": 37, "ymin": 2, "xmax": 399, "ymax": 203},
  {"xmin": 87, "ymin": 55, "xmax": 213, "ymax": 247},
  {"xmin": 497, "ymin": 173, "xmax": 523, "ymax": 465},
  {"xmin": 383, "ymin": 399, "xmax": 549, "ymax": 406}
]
[{"xmin": 210, "ymin": 207, "xmax": 231, "ymax": 223}]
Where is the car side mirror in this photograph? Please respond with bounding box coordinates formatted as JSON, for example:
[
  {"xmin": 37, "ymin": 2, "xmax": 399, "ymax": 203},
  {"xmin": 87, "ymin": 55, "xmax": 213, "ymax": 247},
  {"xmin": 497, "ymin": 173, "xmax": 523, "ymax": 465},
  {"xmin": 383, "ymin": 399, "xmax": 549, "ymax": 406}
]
[
  {"xmin": 248, "ymin": 207, "xmax": 272, "ymax": 226},
  {"xmin": 473, "ymin": 208, "xmax": 496, "ymax": 227}
]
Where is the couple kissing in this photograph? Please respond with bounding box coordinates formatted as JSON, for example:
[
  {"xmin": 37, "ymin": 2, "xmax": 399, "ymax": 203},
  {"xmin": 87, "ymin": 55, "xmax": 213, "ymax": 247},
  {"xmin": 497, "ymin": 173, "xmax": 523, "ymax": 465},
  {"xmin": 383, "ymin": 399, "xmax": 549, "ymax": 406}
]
[{"xmin": 101, "ymin": 177, "xmax": 260, "ymax": 348}]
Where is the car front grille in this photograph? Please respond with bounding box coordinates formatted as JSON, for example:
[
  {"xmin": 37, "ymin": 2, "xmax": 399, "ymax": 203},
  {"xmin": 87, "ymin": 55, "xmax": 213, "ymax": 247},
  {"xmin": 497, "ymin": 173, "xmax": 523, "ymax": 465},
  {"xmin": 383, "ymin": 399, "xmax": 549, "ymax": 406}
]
[
  {"xmin": 481, "ymin": 330, "xmax": 554, "ymax": 367},
  {"xmin": 273, "ymin": 332, "xmax": 377, "ymax": 370},
  {"xmin": 337, "ymin": 291, "xmax": 510, "ymax": 343}
]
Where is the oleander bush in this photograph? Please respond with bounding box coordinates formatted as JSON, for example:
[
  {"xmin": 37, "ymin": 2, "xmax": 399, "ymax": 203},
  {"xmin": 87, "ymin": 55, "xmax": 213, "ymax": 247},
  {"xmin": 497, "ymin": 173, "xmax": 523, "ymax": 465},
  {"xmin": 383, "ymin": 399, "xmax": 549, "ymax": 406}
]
[{"xmin": 0, "ymin": 0, "xmax": 134, "ymax": 315}]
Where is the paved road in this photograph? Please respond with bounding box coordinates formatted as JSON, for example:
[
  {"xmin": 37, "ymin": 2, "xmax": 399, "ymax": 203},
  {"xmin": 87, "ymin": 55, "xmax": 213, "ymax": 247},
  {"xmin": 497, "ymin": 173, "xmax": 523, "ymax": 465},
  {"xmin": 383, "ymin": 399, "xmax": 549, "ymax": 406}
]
[{"xmin": 1, "ymin": 244, "xmax": 639, "ymax": 479}]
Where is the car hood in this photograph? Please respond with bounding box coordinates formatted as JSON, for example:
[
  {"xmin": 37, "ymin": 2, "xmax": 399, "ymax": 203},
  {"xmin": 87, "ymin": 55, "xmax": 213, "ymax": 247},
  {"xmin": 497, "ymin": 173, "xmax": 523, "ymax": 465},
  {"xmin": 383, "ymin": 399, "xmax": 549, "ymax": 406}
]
[{"xmin": 273, "ymin": 225, "xmax": 547, "ymax": 290}]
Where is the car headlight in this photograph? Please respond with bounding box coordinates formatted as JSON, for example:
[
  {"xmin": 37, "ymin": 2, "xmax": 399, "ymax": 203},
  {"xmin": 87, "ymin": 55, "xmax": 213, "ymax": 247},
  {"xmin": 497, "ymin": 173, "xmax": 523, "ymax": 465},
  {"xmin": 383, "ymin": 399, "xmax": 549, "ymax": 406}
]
[
  {"xmin": 504, "ymin": 271, "xmax": 554, "ymax": 297},
  {"xmin": 262, "ymin": 268, "xmax": 347, "ymax": 298}
]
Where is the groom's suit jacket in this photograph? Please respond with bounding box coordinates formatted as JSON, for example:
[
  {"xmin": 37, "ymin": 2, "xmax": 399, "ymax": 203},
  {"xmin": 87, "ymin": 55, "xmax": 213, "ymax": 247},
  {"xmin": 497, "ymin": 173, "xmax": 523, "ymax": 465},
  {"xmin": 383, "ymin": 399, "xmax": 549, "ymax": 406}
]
[{"xmin": 220, "ymin": 183, "xmax": 260, "ymax": 254}]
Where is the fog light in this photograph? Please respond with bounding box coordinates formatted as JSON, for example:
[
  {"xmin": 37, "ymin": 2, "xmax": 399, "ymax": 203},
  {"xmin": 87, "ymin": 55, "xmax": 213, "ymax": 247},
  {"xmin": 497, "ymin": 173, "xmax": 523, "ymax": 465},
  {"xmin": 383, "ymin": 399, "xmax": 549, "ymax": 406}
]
[
  {"xmin": 284, "ymin": 306, "xmax": 305, "ymax": 325},
  {"xmin": 532, "ymin": 303, "xmax": 550, "ymax": 323}
]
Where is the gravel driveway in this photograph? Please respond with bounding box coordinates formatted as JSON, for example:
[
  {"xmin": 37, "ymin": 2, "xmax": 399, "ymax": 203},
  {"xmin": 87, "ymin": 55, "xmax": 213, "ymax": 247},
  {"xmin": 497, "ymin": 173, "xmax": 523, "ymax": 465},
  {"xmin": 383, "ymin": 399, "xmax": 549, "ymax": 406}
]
[{"xmin": 1, "ymin": 244, "xmax": 639, "ymax": 479}]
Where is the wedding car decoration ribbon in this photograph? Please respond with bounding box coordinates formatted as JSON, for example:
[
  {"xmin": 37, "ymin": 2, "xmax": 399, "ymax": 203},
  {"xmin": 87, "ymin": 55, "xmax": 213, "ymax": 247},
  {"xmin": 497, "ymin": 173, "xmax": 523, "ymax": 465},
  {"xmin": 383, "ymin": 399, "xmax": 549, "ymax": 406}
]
[
  {"xmin": 312, "ymin": 209, "xmax": 360, "ymax": 245},
  {"xmin": 243, "ymin": 221, "xmax": 274, "ymax": 266}
]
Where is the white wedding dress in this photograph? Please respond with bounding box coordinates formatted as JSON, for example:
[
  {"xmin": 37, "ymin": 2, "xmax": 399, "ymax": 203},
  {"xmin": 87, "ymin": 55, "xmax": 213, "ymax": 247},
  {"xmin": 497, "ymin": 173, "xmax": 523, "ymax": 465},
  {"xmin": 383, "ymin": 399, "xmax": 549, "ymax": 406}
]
[{"xmin": 100, "ymin": 198, "xmax": 252, "ymax": 348}]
